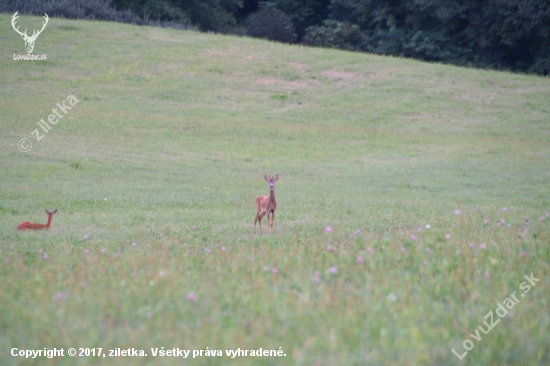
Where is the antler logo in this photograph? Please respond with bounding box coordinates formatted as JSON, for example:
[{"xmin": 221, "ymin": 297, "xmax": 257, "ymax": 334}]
[{"xmin": 11, "ymin": 11, "xmax": 49, "ymax": 54}]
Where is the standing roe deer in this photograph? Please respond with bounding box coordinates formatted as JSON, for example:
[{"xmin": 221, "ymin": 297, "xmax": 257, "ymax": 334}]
[
  {"xmin": 254, "ymin": 175, "xmax": 278, "ymax": 235},
  {"xmin": 17, "ymin": 209, "xmax": 57, "ymax": 230}
]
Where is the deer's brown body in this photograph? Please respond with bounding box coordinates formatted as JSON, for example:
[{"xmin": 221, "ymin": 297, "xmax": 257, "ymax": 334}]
[
  {"xmin": 254, "ymin": 175, "xmax": 278, "ymax": 234},
  {"xmin": 17, "ymin": 209, "xmax": 57, "ymax": 230}
]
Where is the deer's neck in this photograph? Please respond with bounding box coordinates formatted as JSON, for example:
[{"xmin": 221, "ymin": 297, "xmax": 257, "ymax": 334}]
[
  {"xmin": 269, "ymin": 188, "xmax": 275, "ymax": 202},
  {"xmin": 46, "ymin": 215, "xmax": 53, "ymax": 228}
]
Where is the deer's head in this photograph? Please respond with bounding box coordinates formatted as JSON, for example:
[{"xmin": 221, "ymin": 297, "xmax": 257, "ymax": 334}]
[
  {"xmin": 264, "ymin": 175, "xmax": 278, "ymax": 188},
  {"xmin": 12, "ymin": 12, "xmax": 48, "ymax": 54}
]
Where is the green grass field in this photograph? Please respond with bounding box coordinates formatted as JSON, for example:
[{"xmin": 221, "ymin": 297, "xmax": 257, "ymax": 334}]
[{"xmin": 1, "ymin": 13, "xmax": 549, "ymax": 365}]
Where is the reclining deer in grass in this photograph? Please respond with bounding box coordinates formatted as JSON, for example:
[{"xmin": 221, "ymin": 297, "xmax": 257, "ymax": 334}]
[
  {"xmin": 254, "ymin": 175, "xmax": 278, "ymax": 235},
  {"xmin": 17, "ymin": 209, "xmax": 57, "ymax": 230}
]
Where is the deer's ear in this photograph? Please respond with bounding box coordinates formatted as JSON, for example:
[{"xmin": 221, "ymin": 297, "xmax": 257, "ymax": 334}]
[
  {"xmin": 274, "ymin": 175, "xmax": 278, "ymax": 181},
  {"xmin": 52, "ymin": 209, "xmax": 57, "ymax": 214},
  {"xmin": 264, "ymin": 175, "xmax": 269, "ymax": 181}
]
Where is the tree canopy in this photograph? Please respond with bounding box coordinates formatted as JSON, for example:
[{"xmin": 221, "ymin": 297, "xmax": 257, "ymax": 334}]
[{"xmin": 3, "ymin": 0, "xmax": 548, "ymax": 74}]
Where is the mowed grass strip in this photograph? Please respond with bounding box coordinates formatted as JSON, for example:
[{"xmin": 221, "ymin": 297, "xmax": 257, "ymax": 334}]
[{"xmin": 0, "ymin": 14, "xmax": 549, "ymax": 366}]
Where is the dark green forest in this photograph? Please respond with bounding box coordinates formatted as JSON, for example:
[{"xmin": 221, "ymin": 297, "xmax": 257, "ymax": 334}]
[{"xmin": 3, "ymin": 0, "xmax": 549, "ymax": 75}]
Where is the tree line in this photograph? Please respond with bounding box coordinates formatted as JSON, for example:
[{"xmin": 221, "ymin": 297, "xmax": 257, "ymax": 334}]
[{"xmin": 3, "ymin": 0, "xmax": 549, "ymax": 75}]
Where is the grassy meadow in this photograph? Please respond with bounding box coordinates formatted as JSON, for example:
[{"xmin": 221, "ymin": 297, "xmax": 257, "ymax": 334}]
[{"xmin": 1, "ymin": 13, "xmax": 550, "ymax": 365}]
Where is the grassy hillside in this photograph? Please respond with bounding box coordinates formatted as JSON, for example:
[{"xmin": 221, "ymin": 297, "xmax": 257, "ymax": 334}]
[{"xmin": 1, "ymin": 13, "xmax": 549, "ymax": 365}]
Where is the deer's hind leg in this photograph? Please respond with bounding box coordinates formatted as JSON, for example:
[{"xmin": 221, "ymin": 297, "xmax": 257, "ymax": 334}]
[{"xmin": 255, "ymin": 211, "xmax": 266, "ymax": 234}]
